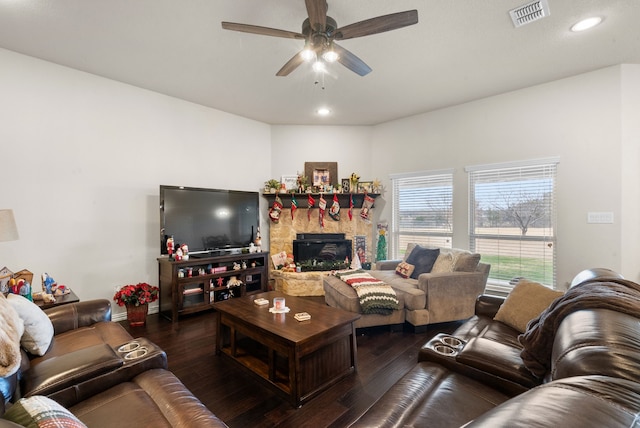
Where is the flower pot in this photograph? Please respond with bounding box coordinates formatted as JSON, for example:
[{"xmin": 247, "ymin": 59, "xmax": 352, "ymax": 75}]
[{"xmin": 126, "ymin": 303, "xmax": 148, "ymax": 327}]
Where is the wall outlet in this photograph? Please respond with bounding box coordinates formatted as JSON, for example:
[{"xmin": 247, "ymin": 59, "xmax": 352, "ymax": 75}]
[{"xmin": 587, "ymin": 212, "xmax": 614, "ymax": 224}]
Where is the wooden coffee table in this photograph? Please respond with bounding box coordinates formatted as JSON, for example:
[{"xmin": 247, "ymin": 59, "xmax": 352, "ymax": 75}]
[{"xmin": 214, "ymin": 291, "xmax": 360, "ymax": 407}]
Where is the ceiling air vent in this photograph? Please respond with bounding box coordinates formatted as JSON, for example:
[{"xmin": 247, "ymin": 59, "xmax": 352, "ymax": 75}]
[{"xmin": 509, "ymin": 0, "xmax": 550, "ymax": 28}]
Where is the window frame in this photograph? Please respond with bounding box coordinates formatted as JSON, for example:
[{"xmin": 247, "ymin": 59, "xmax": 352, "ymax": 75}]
[{"xmin": 390, "ymin": 169, "xmax": 454, "ymax": 260}]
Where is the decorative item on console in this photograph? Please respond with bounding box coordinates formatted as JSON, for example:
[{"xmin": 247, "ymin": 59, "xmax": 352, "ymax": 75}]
[
  {"xmin": 254, "ymin": 226, "xmax": 262, "ymax": 251},
  {"xmin": 297, "ymin": 173, "xmax": 309, "ymax": 193},
  {"xmin": 40, "ymin": 272, "xmax": 70, "ymax": 301}
]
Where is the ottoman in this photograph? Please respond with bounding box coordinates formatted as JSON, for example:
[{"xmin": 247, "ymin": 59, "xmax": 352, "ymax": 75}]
[{"xmin": 323, "ymin": 275, "xmax": 405, "ymax": 330}]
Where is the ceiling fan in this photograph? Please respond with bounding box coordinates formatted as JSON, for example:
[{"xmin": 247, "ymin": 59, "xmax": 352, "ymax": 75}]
[{"xmin": 221, "ymin": 0, "xmax": 418, "ymax": 77}]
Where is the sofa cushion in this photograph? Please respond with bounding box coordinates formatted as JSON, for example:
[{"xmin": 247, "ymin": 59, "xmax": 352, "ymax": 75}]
[
  {"xmin": 395, "ymin": 261, "xmax": 415, "ymax": 278},
  {"xmin": 405, "ymin": 246, "xmax": 440, "ymax": 278},
  {"xmin": 3, "ymin": 395, "xmax": 88, "ymax": 428},
  {"xmin": 7, "ymin": 294, "xmax": 54, "ymax": 356},
  {"xmin": 431, "ymin": 253, "xmax": 454, "ymax": 273},
  {"xmin": 369, "ymin": 270, "xmax": 426, "ymax": 310},
  {"xmin": 452, "ymin": 251, "xmax": 481, "ymax": 272},
  {"xmin": 493, "ymin": 279, "xmax": 563, "ymax": 333}
]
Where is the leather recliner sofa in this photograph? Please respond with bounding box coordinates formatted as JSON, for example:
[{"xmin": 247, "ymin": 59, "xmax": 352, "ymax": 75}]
[
  {"xmin": 350, "ymin": 276, "xmax": 640, "ymax": 427},
  {"xmin": 1, "ymin": 299, "xmax": 227, "ymax": 427}
]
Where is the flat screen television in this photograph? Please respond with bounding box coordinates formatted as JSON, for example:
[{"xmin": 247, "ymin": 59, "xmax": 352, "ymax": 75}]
[{"xmin": 160, "ymin": 185, "xmax": 259, "ymax": 255}]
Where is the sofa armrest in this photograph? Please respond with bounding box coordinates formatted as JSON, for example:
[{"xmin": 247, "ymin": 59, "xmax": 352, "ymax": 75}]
[
  {"xmin": 45, "ymin": 300, "xmax": 112, "ymax": 335},
  {"xmin": 416, "ymin": 272, "xmax": 487, "ymax": 323},
  {"xmin": 475, "ymin": 294, "xmax": 505, "ymax": 318},
  {"xmin": 375, "ymin": 259, "xmax": 401, "ymax": 271}
]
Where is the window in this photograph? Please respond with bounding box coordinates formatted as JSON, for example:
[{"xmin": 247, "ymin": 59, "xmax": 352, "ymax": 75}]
[
  {"xmin": 467, "ymin": 158, "xmax": 558, "ymax": 292},
  {"xmin": 390, "ymin": 170, "xmax": 454, "ymax": 259}
]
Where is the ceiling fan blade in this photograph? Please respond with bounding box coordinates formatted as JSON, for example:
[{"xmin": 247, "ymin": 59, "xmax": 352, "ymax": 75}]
[
  {"xmin": 333, "ymin": 43, "xmax": 372, "ymax": 76},
  {"xmin": 221, "ymin": 22, "xmax": 304, "ymax": 39},
  {"xmin": 305, "ymin": 0, "xmax": 328, "ymax": 31},
  {"xmin": 276, "ymin": 51, "xmax": 306, "ymax": 76},
  {"xmin": 334, "ymin": 10, "xmax": 418, "ymax": 40}
]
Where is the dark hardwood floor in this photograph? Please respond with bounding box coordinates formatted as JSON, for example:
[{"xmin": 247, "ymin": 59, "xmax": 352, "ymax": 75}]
[{"xmin": 120, "ymin": 300, "xmax": 459, "ymax": 428}]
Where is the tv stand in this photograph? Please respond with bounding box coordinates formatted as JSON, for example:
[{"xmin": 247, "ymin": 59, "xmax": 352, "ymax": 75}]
[{"xmin": 157, "ymin": 251, "xmax": 269, "ymax": 322}]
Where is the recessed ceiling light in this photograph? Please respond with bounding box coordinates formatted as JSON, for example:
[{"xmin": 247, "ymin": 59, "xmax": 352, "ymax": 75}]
[
  {"xmin": 571, "ymin": 16, "xmax": 602, "ymax": 32},
  {"xmin": 316, "ymin": 107, "xmax": 331, "ymax": 116}
]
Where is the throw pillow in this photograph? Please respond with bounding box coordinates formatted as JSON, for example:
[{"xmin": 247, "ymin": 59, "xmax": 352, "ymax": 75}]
[
  {"xmin": 402, "ymin": 243, "xmax": 418, "ymax": 262},
  {"xmin": 3, "ymin": 395, "xmax": 87, "ymax": 428},
  {"xmin": 452, "ymin": 252, "xmax": 481, "ymax": 272},
  {"xmin": 7, "ymin": 293, "xmax": 54, "ymax": 356},
  {"xmin": 405, "ymin": 245, "xmax": 440, "ymax": 279},
  {"xmin": 494, "ymin": 279, "xmax": 564, "ymax": 333},
  {"xmin": 395, "ymin": 261, "xmax": 415, "ymax": 278},
  {"xmin": 431, "ymin": 253, "xmax": 454, "ymax": 273}
]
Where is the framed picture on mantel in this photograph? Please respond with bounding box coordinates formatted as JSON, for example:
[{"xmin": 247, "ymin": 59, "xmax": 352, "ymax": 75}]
[{"xmin": 305, "ymin": 162, "xmax": 338, "ymax": 187}]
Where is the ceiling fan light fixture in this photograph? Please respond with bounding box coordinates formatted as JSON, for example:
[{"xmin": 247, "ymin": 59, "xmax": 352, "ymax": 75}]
[
  {"xmin": 316, "ymin": 107, "xmax": 331, "ymax": 116},
  {"xmin": 300, "ymin": 46, "xmax": 316, "ymax": 62},
  {"xmin": 322, "ymin": 48, "xmax": 339, "ymax": 63},
  {"xmin": 312, "ymin": 60, "xmax": 327, "ymax": 73}
]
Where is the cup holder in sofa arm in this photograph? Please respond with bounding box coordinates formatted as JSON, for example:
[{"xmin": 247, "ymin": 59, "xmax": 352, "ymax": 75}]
[{"xmin": 423, "ymin": 333, "xmax": 467, "ymax": 358}]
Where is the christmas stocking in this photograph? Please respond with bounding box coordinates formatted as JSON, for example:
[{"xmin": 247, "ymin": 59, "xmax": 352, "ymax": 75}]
[
  {"xmin": 360, "ymin": 194, "xmax": 375, "ymax": 221},
  {"xmin": 307, "ymin": 193, "xmax": 315, "ymax": 221},
  {"xmin": 291, "ymin": 194, "xmax": 298, "ymax": 220},
  {"xmin": 329, "ymin": 194, "xmax": 340, "ymax": 221},
  {"xmin": 318, "ymin": 194, "xmax": 327, "ymax": 228},
  {"xmin": 269, "ymin": 196, "xmax": 283, "ymax": 223}
]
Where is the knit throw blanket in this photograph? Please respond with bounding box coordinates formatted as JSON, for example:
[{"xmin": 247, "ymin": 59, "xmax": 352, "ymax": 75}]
[
  {"xmin": 0, "ymin": 294, "xmax": 24, "ymax": 377},
  {"xmin": 519, "ymin": 278, "xmax": 640, "ymax": 378},
  {"xmin": 334, "ymin": 269, "xmax": 399, "ymax": 315}
]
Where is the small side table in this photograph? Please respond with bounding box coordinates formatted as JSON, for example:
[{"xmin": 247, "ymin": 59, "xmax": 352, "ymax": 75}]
[{"xmin": 35, "ymin": 289, "xmax": 80, "ymax": 309}]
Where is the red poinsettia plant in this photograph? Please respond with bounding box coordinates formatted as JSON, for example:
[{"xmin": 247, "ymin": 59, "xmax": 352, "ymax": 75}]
[{"xmin": 113, "ymin": 282, "xmax": 159, "ymax": 307}]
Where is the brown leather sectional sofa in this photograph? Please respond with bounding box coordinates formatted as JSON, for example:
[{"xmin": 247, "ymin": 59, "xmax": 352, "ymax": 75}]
[
  {"xmin": 1, "ymin": 299, "xmax": 227, "ymax": 427},
  {"xmin": 351, "ymin": 278, "xmax": 640, "ymax": 427}
]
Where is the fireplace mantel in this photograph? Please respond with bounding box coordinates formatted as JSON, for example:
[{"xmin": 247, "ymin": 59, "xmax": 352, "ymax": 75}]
[{"xmin": 263, "ymin": 193, "xmax": 379, "ymax": 209}]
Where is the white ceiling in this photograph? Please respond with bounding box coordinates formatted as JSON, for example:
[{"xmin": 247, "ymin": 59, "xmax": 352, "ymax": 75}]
[{"xmin": 1, "ymin": 0, "xmax": 639, "ymax": 125}]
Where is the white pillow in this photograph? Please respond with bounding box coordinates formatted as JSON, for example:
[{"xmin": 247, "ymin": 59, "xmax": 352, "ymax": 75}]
[{"xmin": 7, "ymin": 294, "xmax": 54, "ymax": 356}]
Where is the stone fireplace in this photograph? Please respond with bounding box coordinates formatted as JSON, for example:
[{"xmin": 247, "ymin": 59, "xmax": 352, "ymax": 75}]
[{"xmin": 267, "ymin": 195, "xmax": 378, "ymax": 295}]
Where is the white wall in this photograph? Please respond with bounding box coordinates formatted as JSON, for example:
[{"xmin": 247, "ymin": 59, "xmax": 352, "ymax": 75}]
[
  {"xmin": 0, "ymin": 48, "xmax": 271, "ymax": 316},
  {"xmin": 621, "ymin": 64, "xmax": 640, "ymax": 282},
  {"xmin": 371, "ymin": 65, "xmax": 638, "ymax": 287},
  {"xmin": 1, "ymin": 47, "xmax": 637, "ymax": 308},
  {"xmin": 270, "ymin": 125, "xmax": 373, "ymax": 185}
]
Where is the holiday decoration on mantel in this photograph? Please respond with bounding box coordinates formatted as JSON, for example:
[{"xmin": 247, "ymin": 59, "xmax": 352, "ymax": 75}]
[
  {"xmin": 329, "ymin": 193, "xmax": 340, "ymax": 221},
  {"xmin": 291, "ymin": 193, "xmax": 298, "ymax": 220},
  {"xmin": 318, "ymin": 194, "xmax": 327, "ymax": 228},
  {"xmin": 269, "ymin": 195, "xmax": 283, "ymax": 223},
  {"xmin": 307, "ymin": 193, "xmax": 315, "ymax": 221}
]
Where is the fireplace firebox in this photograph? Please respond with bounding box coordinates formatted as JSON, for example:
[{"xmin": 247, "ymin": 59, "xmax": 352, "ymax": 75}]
[{"xmin": 293, "ymin": 233, "xmax": 352, "ymax": 270}]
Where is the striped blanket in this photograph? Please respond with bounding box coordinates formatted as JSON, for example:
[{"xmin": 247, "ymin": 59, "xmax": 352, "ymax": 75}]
[{"xmin": 334, "ymin": 269, "xmax": 399, "ymax": 315}]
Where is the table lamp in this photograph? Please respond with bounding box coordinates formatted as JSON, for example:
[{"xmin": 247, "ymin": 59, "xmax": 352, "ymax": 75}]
[{"xmin": 0, "ymin": 209, "xmax": 19, "ymax": 242}]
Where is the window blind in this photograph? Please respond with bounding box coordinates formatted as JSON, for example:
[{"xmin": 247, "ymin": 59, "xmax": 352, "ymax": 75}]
[
  {"xmin": 467, "ymin": 160, "xmax": 558, "ymax": 290},
  {"xmin": 391, "ymin": 171, "xmax": 453, "ymax": 259}
]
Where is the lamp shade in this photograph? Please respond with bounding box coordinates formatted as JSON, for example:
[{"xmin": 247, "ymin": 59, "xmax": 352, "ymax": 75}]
[{"xmin": 0, "ymin": 209, "xmax": 19, "ymax": 242}]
